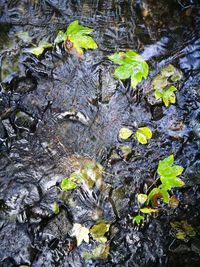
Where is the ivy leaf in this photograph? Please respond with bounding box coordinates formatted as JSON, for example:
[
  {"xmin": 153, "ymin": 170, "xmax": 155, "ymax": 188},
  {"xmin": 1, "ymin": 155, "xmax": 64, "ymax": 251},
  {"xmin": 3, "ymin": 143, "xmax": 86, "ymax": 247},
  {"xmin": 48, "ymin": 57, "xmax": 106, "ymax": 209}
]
[
  {"xmin": 71, "ymin": 223, "xmax": 89, "ymax": 246},
  {"xmin": 108, "ymin": 50, "xmax": 149, "ymax": 89},
  {"xmin": 133, "ymin": 215, "xmax": 144, "ymax": 225},
  {"xmin": 60, "ymin": 178, "xmax": 77, "ymax": 190},
  {"xmin": 140, "ymin": 207, "xmax": 158, "ymax": 213},
  {"xmin": 28, "ymin": 41, "xmax": 52, "ymax": 56},
  {"xmin": 137, "ymin": 194, "xmax": 148, "ymax": 204},
  {"xmin": 66, "ymin": 20, "xmax": 97, "ymax": 55},
  {"xmin": 135, "ymin": 127, "xmax": 152, "ymax": 144},
  {"xmin": 118, "ymin": 127, "xmax": 133, "ymax": 140}
]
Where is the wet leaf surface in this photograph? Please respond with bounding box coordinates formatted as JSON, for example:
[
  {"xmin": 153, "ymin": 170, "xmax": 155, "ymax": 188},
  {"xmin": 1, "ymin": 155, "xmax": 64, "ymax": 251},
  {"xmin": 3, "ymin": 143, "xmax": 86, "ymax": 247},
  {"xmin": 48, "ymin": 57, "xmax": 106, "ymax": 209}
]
[
  {"xmin": 109, "ymin": 50, "xmax": 149, "ymax": 89},
  {"xmin": 0, "ymin": 0, "xmax": 200, "ymax": 266}
]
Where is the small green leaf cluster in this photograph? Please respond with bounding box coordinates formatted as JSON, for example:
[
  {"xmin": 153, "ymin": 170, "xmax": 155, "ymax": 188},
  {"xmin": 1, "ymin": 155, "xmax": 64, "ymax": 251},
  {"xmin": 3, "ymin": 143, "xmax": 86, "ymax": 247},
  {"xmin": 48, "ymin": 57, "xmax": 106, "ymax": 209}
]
[
  {"xmin": 108, "ymin": 50, "xmax": 149, "ymax": 89},
  {"xmin": 153, "ymin": 64, "xmax": 183, "ymax": 107},
  {"xmin": 119, "ymin": 126, "xmax": 152, "ymax": 144},
  {"xmin": 54, "ymin": 20, "xmax": 98, "ymax": 55},
  {"xmin": 133, "ymin": 155, "xmax": 184, "ymax": 225},
  {"xmin": 60, "ymin": 161, "xmax": 103, "ymax": 191},
  {"xmin": 26, "ymin": 20, "xmax": 97, "ymax": 57}
]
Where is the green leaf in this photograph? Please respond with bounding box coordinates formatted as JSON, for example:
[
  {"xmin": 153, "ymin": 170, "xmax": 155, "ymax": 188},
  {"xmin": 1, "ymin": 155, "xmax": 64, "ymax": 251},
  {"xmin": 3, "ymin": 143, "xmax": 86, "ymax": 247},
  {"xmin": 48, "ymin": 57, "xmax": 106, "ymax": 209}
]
[
  {"xmin": 160, "ymin": 176, "xmax": 185, "ymax": 190},
  {"xmin": 119, "ymin": 127, "xmax": 133, "ymax": 140},
  {"xmin": 154, "ymin": 86, "xmax": 177, "ymax": 107},
  {"xmin": 155, "ymin": 89, "xmax": 162, "ymax": 99},
  {"xmin": 133, "ymin": 215, "xmax": 144, "ymax": 225},
  {"xmin": 54, "ymin": 30, "xmax": 66, "ymax": 44},
  {"xmin": 140, "ymin": 207, "xmax": 158, "ymax": 213},
  {"xmin": 28, "ymin": 41, "xmax": 52, "ymax": 56},
  {"xmin": 60, "ymin": 178, "xmax": 77, "ymax": 190},
  {"xmin": 70, "ymin": 33, "xmax": 97, "ymax": 54},
  {"xmin": 28, "ymin": 47, "xmax": 44, "ymax": 56},
  {"xmin": 90, "ymin": 221, "xmax": 110, "ymax": 243},
  {"xmin": 109, "ymin": 50, "xmax": 149, "ymax": 89},
  {"xmin": 176, "ymin": 231, "xmax": 187, "ymax": 240},
  {"xmin": 66, "ymin": 20, "xmax": 94, "ymax": 36},
  {"xmin": 158, "ymin": 187, "xmax": 170, "ymax": 203},
  {"xmin": 114, "ymin": 65, "xmax": 133, "ymax": 80},
  {"xmin": 108, "ymin": 52, "xmax": 127, "ymax": 65},
  {"xmin": 53, "ymin": 202, "xmax": 60, "ymax": 215},
  {"xmin": 157, "ymin": 155, "xmax": 184, "ymax": 190},
  {"xmin": 137, "ymin": 194, "xmax": 148, "ymax": 204},
  {"xmin": 135, "ymin": 127, "xmax": 152, "ymax": 144},
  {"xmin": 71, "ymin": 223, "xmax": 89, "ymax": 246},
  {"xmin": 152, "ymin": 64, "xmax": 182, "ymax": 107},
  {"xmin": 65, "ymin": 20, "xmax": 97, "ymax": 55}
]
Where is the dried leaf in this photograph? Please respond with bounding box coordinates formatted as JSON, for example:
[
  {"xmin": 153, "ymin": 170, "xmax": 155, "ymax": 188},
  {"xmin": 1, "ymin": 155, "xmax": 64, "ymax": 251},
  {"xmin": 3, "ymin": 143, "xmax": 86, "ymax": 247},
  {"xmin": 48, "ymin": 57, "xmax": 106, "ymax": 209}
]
[{"xmin": 71, "ymin": 223, "xmax": 89, "ymax": 246}]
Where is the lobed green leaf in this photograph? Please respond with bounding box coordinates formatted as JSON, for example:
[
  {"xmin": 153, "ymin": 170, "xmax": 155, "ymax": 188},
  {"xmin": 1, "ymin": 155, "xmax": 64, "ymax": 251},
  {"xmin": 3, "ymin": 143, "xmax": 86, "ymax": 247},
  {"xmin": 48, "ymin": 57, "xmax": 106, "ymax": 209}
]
[{"xmin": 60, "ymin": 178, "xmax": 77, "ymax": 190}]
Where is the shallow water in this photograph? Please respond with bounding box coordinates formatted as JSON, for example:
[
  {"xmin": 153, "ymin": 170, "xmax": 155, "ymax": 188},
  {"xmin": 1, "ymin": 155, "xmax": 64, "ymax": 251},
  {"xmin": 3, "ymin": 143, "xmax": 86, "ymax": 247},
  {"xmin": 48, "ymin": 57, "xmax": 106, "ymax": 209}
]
[{"xmin": 0, "ymin": 0, "xmax": 200, "ymax": 266}]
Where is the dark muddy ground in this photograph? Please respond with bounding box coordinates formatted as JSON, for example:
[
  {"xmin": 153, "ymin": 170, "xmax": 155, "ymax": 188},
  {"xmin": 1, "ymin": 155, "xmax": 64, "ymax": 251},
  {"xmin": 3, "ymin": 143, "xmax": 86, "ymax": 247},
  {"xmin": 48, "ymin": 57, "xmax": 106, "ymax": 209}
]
[{"xmin": 0, "ymin": 0, "xmax": 200, "ymax": 266}]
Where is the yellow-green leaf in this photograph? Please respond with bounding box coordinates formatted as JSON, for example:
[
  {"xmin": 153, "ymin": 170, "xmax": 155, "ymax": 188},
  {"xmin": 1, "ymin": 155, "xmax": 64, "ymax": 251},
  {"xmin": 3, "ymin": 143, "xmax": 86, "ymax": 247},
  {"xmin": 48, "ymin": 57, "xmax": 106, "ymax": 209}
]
[
  {"xmin": 119, "ymin": 127, "xmax": 133, "ymax": 140},
  {"xmin": 140, "ymin": 207, "xmax": 158, "ymax": 213},
  {"xmin": 66, "ymin": 20, "xmax": 97, "ymax": 55},
  {"xmin": 90, "ymin": 221, "xmax": 110, "ymax": 243},
  {"xmin": 82, "ymin": 244, "xmax": 110, "ymax": 260},
  {"xmin": 133, "ymin": 215, "xmax": 144, "ymax": 225},
  {"xmin": 135, "ymin": 127, "xmax": 152, "ymax": 144},
  {"xmin": 28, "ymin": 41, "xmax": 52, "ymax": 56},
  {"xmin": 60, "ymin": 178, "xmax": 77, "ymax": 190},
  {"xmin": 53, "ymin": 202, "xmax": 60, "ymax": 215}
]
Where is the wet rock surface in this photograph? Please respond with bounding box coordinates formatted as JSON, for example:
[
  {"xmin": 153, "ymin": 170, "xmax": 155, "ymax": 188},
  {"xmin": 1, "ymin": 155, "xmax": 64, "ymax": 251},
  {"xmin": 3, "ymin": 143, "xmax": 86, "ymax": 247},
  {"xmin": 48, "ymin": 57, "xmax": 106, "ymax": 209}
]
[{"xmin": 0, "ymin": 0, "xmax": 200, "ymax": 266}]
